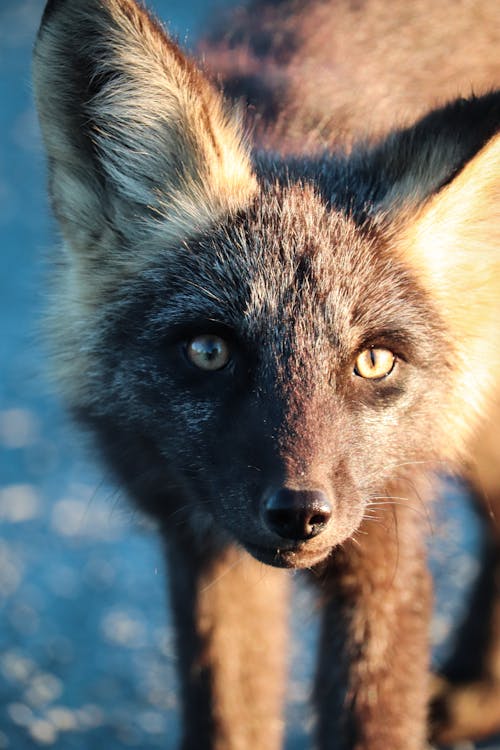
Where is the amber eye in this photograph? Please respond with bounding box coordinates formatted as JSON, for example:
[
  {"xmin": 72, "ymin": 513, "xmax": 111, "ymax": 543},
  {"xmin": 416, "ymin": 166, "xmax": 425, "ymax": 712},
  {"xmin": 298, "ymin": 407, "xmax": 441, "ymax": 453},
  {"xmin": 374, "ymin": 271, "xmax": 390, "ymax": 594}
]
[
  {"xmin": 354, "ymin": 348, "xmax": 396, "ymax": 379},
  {"xmin": 186, "ymin": 334, "xmax": 231, "ymax": 371}
]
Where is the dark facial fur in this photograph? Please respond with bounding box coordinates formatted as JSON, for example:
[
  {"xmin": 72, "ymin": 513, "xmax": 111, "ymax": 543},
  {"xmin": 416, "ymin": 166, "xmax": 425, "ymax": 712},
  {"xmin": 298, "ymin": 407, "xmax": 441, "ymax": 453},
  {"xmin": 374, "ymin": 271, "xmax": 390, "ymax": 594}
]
[
  {"xmin": 33, "ymin": 1, "xmax": 500, "ymax": 748},
  {"xmin": 33, "ymin": 0, "xmax": 500, "ymax": 566},
  {"xmin": 76, "ymin": 176, "xmax": 455, "ymax": 568}
]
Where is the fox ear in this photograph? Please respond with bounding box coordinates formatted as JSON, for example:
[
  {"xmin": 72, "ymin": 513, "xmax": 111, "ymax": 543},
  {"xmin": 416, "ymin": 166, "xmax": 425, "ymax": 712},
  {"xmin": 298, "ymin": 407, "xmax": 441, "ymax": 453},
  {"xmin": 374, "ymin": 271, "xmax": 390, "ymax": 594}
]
[
  {"xmin": 373, "ymin": 93, "xmax": 500, "ymax": 210},
  {"xmin": 33, "ymin": 0, "xmax": 256, "ymax": 260},
  {"xmin": 400, "ymin": 129, "xmax": 500, "ymax": 434}
]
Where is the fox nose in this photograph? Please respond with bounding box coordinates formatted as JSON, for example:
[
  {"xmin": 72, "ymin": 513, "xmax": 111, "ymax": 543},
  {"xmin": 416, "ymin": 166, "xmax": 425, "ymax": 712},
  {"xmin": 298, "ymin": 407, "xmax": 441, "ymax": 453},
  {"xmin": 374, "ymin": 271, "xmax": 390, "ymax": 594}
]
[{"xmin": 262, "ymin": 488, "xmax": 332, "ymax": 541}]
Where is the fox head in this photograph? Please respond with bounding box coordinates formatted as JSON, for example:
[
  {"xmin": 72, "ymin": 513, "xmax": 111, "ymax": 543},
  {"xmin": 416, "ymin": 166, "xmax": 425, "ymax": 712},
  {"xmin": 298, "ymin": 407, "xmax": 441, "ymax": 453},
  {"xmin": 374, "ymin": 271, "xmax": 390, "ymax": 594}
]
[{"xmin": 34, "ymin": 0, "xmax": 500, "ymax": 567}]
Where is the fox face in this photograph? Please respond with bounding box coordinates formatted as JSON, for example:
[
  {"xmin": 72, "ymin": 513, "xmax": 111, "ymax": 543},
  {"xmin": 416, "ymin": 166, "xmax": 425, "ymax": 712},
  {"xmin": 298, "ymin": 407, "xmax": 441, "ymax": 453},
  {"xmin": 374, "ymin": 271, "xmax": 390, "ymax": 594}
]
[
  {"xmin": 80, "ymin": 181, "xmax": 453, "ymax": 569},
  {"xmin": 34, "ymin": 0, "xmax": 500, "ymax": 570}
]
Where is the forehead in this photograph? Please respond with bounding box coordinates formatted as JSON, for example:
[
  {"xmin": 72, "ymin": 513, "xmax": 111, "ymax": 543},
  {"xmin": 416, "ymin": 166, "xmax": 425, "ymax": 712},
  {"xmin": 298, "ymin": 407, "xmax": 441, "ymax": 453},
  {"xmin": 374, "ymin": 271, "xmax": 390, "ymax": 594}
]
[
  {"xmin": 216, "ymin": 186, "xmax": 424, "ymax": 343},
  {"xmin": 242, "ymin": 186, "xmax": 378, "ymax": 312},
  {"xmin": 150, "ymin": 183, "xmax": 431, "ymax": 354}
]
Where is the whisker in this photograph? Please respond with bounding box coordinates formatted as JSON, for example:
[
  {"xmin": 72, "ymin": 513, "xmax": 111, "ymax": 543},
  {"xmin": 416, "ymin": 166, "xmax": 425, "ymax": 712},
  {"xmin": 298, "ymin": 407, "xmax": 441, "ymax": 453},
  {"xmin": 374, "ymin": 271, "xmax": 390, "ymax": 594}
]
[
  {"xmin": 165, "ymin": 498, "xmax": 212, "ymax": 522},
  {"xmin": 359, "ymin": 458, "xmax": 451, "ymax": 488},
  {"xmin": 353, "ymin": 527, "xmax": 369, "ymax": 535},
  {"xmin": 200, "ymin": 552, "xmax": 246, "ymax": 593},
  {"xmin": 390, "ymin": 502, "xmax": 400, "ymax": 588},
  {"xmin": 399, "ymin": 476, "xmax": 436, "ymax": 537},
  {"xmin": 368, "ymin": 495, "xmax": 413, "ymax": 502},
  {"xmin": 361, "ymin": 515, "xmax": 387, "ymax": 527},
  {"xmin": 350, "ymin": 533, "xmax": 362, "ymax": 549},
  {"xmin": 367, "ymin": 498, "xmax": 433, "ymax": 530}
]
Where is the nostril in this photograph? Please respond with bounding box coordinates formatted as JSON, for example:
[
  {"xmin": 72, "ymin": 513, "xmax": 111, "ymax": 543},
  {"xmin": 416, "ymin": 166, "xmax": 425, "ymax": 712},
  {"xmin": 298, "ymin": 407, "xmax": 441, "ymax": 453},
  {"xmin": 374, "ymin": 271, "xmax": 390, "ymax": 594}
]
[
  {"xmin": 262, "ymin": 488, "xmax": 332, "ymax": 541},
  {"xmin": 309, "ymin": 512, "xmax": 330, "ymax": 529}
]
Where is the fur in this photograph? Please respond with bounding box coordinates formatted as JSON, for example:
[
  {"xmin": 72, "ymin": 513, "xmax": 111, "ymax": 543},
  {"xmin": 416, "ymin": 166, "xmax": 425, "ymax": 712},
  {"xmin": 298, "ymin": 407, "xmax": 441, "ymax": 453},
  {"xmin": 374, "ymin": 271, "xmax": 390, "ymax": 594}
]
[
  {"xmin": 203, "ymin": 0, "xmax": 500, "ymax": 149},
  {"xmin": 33, "ymin": 1, "xmax": 500, "ymax": 748}
]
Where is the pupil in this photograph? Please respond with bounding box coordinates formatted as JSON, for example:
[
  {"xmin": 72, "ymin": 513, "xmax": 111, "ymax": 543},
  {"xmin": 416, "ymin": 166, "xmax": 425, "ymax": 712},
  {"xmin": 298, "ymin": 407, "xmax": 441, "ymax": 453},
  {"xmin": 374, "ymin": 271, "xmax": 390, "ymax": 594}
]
[
  {"xmin": 204, "ymin": 340, "xmax": 219, "ymax": 360},
  {"xmin": 187, "ymin": 335, "xmax": 228, "ymax": 371}
]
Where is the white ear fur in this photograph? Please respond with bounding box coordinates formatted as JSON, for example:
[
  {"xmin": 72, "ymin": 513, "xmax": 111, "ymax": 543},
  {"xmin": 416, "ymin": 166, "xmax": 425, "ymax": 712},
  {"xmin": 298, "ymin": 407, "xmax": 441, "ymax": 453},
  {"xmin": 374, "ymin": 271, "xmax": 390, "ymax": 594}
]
[
  {"xmin": 33, "ymin": 0, "xmax": 257, "ymax": 265},
  {"xmin": 401, "ymin": 134, "xmax": 500, "ymax": 443}
]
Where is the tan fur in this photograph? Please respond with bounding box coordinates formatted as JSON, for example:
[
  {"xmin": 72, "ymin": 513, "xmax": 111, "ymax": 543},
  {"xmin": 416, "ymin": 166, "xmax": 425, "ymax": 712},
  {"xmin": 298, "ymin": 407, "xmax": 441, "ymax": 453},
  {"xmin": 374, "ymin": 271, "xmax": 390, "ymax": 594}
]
[
  {"xmin": 398, "ymin": 135, "xmax": 500, "ymax": 458},
  {"xmin": 316, "ymin": 496, "xmax": 432, "ymax": 750},
  {"xmin": 432, "ymin": 679, "xmax": 500, "ymax": 745},
  {"xmin": 471, "ymin": 392, "xmax": 500, "ymax": 501},
  {"xmin": 197, "ymin": 549, "xmax": 289, "ymax": 749}
]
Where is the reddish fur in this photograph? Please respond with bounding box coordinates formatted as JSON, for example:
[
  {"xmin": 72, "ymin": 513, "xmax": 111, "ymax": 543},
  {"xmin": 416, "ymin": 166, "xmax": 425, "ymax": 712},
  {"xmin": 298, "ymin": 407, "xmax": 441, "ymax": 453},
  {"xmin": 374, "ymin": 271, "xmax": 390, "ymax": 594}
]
[{"xmin": 203, "ymin": 0, "xmax": 500, "ymax": 150}]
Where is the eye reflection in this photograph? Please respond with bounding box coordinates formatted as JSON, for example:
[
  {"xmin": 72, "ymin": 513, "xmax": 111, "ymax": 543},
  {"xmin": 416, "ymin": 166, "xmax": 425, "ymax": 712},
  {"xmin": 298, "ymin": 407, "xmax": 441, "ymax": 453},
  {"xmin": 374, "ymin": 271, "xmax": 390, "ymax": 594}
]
[{"xmin": 186, "ymin": 334, "xmax": 231, "ymax": 371}]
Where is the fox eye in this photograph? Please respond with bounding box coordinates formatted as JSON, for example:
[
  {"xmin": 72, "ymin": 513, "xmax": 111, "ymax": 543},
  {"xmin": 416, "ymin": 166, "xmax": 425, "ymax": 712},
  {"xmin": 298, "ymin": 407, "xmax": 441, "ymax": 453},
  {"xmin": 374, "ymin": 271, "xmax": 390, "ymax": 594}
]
[
  {"xmin": 354, "ymin": 348, "xmax": 396, "ymax": 379},
  {"xmin": 186, "ymin": 334, "xmax": 231, "ymax": 371}
]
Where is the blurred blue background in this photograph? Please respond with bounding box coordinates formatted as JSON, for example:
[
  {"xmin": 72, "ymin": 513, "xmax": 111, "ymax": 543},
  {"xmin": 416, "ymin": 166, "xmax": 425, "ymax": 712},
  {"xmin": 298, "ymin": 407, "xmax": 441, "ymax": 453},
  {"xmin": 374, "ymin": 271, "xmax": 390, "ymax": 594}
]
[{"xmin": 0, "ymin": 1, "xmax": 496, "ymax": 748}]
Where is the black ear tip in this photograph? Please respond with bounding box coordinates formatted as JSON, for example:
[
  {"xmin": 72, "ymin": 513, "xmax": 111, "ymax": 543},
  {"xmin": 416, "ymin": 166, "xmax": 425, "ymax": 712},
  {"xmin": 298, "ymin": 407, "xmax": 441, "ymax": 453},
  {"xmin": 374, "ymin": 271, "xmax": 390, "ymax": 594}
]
[
  {"xmin": 40, "ymin": 0, "xmax": 65, "ymax": 27},
  {"xmin": 40, "ymin": 0, "xmax": 102, "ymax": 30}
]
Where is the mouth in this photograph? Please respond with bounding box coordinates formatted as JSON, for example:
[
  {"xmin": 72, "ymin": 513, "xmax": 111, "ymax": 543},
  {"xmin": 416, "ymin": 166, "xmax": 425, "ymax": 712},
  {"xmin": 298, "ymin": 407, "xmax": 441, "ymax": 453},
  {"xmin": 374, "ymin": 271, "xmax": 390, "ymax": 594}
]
[{"xmin": 243, "ymin": 541, "xmax": 332, "ymax": 569}]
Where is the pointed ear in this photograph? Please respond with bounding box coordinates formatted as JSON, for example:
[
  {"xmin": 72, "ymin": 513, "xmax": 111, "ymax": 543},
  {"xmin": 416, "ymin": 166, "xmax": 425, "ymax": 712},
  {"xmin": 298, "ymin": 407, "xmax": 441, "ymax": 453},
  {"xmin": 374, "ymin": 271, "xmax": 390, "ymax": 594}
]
[
  {"xmin": 373, "ymin": 92, "xmax": 500, "ymax": 209},
  {"xmin": 400, "ymin": 130, "xmax": 500, "ymax": 435},
  {"xmin": 33, "ymin": 0, "xmax": 256, "ymax": 262}
]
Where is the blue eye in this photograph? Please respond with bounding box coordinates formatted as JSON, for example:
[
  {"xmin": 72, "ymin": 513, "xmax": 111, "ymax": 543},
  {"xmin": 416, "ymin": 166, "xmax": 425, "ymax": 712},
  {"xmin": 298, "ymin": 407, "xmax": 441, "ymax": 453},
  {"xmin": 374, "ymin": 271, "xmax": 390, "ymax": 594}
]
[{"xmin": 186, "ymin": 334, "xmax": 231, "ymax": 371}]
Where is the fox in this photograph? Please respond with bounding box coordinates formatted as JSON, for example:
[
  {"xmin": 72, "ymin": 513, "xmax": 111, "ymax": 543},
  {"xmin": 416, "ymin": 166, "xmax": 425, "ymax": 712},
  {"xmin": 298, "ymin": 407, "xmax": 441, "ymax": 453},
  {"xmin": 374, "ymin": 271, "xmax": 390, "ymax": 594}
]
[{"xmin": 32, "ymin": 0, "xmax": 500, "ymax": 748}]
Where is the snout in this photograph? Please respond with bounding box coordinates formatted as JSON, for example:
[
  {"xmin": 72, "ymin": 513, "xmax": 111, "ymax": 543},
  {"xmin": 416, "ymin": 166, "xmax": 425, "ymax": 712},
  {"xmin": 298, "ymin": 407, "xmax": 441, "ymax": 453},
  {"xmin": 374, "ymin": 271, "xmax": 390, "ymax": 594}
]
[{"xmin": 261, "ymin": 487, "xmax": 332, "ymax": 541}]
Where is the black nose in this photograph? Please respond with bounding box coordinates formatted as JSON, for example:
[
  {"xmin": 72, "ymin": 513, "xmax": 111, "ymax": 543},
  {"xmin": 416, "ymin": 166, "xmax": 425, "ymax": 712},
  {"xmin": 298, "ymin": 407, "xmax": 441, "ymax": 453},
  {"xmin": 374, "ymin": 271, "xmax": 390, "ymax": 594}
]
[{"xmin": 262, "ymin": 488, "xmax": 332, "ymax": 541}]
